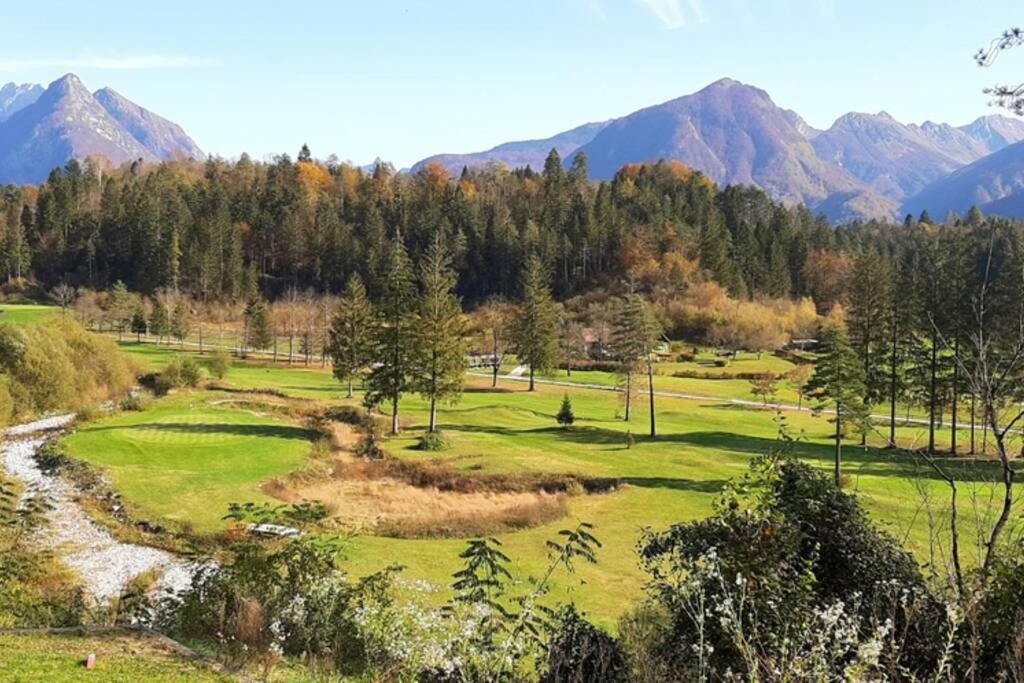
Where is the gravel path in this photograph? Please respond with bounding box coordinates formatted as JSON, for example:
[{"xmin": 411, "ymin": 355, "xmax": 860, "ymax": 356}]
[{"xmin": 2, "ymin": 415, "xmax": 197, "ymax": 604}]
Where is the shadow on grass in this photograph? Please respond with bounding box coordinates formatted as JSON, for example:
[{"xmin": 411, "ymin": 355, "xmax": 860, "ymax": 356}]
[
  {"xmin": 447, "ymin": 422, "xmax": 1009, "ymax": 486},
  {"xmin": 86, "ymin": 422, "xmax": 313, "ymax": 441},
  {"xmin": 623, "ymin": 476, "xmax": 728, "ymax": 494}
]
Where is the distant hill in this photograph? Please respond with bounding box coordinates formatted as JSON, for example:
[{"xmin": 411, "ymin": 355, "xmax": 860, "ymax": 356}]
[
  {"xmin": 410, "ymin": 121, "xmax": 608, "ymax": 175},
  {"xmin": 903, "ymin": 138, "xmax": 1024, "ymax": 218},
  {"xmin": 568, "ymin": 78, "xmax": 869, "ymax": 212},
  {"xmin": 811, "ymin": 112, "xmax": 1024, "ymax": 201},
  {"xmin": 0, "ymin": 74, "xmax": 203, "ymax": 185}
]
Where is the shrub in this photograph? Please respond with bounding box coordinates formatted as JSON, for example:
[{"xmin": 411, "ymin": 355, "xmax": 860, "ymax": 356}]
[
  {"xmin": 556, "ymin": 394, "xmax": 575, "ymax": 428},
  {"xmin": 162, "ymin": 356, "xmax": 203, "ymax": 389},
  {"xmin": 712, "ymin": 358, "xmax": 729, "ymax": 367},
  {"xmin": 119, "ymin": 393, "xmax": 149, "ymax": 412},
  {"xmin": 541, "ymin": 605, "xmax": 627, "ymax": 682},
  {"xmin": 637, "ymin": 455, "xmax": 946, "ymax": 679},
  {"xmin": 416, "ymin": 431, "xmax": 449, "ymax": 451},
  {"xmin": 206, "ymin": 349, "xmax": 232, "ymax": 379}
]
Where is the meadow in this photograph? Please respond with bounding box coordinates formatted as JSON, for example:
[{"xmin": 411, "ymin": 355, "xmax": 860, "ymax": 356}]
[{"xmin": 48, "ymin": 334, "xmax": 1004, "ymax": 628}]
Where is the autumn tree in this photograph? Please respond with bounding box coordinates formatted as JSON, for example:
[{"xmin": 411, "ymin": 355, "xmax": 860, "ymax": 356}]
[
  {"xmin": 512, "ymin": 256, "xmax": 559, "ymax": 391},
  {"xmin": 328, "ymin": 275, "xmax": 375, "ymax": 398},
  {"xmin": 411, "ymin": 238, "xmax": 467, "ymax": 433},
  {"xmin": 473, "ymin": 297, "xmax": 515, "ymax": 389}
]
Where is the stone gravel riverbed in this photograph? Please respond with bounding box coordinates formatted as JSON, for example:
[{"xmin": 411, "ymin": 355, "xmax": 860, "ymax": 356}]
[{"xmin": 2, "ymin": 415, "xmax": 198, "ymax": 603}]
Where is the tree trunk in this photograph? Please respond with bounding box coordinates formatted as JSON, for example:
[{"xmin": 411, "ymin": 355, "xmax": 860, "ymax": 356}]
[
  {"xmin": 288, "ymin": 333, "xmax": 293, "ymax": 365},
  {"xmin": 834, "ymin": 407, "xmax": 843, "ymax": 488},
  {"xmin": 391, "ymin": 397, "xmax": 400, "ymax": 435},
  {"xmin": 970, "ymin": 395, "xmax": 976, "ymax": 455},
  {"xmin": 624, "ymin": 369, "xmax": 632, "ymax": 421},
  {"xmin": 492, "ymin": 364, "xmax": 499, "ymax": 388},
  {"xmin": 647, "ymin": 356, "xmax": 656, "ymax": 439},
  {"xmin": 928, "ymin": 336, "xmax": 938, "ymax": 454},
  {"xmin": 429, "ymin": 399, "xmax": 437, "ymax": 433},
  {"xmin": 529, "ymin": 365, "xmax": 535, "ymax": 391},
  {"xmin": 950, "ymin": 337, "xmax": 959, "ymax": 455},
  {"xmin": 347, "ymin": 377, "xmax": 354, "ymax": 399}
]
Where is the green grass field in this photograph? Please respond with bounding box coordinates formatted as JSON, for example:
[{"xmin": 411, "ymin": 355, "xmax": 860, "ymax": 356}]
[
  {"xmin": 0, "ymin": 632, "xmax": 233, "ymax": 682},
  {"xmin": 62, "ymin": 342, "xmax": 1014, "ymax": 629},
  {"xmin": 0, "ymin": 303, "xmax": 58, "ymax": 325},
  {"xmin": 63, "ymin": 393, "xmax": 314, "ymax": 531}
]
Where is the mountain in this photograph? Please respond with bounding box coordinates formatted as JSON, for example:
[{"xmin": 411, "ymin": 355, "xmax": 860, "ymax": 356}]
[
  {"xmin": 94, "ymin": 87, "xmax": 205, "ymax": 161},
  {"xmin": 810, "ymin": 112, "xmax": 1024, "ymax": 201},
  {"xmin": 411, "ymin": 121, "xmax": 608, "ymax": 175},
  {"xmin": 568, "ymin": 78, "xmax": 866, "ymax": 210},
  {"xmin": 0, "ymin": 82, "xmax": 43, "ymax": 122},
  {"xmin": 0, "ymin": 74, "xmax": 203, "ymax": 185},
  {"xmin": 810, "ymin": 112, "xmax": 968, "ymax": 201},
  {"xmin": 903, "ymin": 139, "xmax": 1024, "ymax": 218}
]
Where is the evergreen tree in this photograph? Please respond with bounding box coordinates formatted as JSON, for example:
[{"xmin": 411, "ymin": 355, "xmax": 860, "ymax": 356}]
[
  {"xmin": 556, "ymin": 394, "xmax": 575, "ymax": 428},
  {"xmin": 366, "ymin": 236, "xmax": 417, "ymax": 434},
  {"xmin": 298, "ymin": 143, "xmax": 312, "ymax": 163},
  {"xmin": 846, "ymin": 250, "xmax": 892, "ymax": 444},
  {"xmin": 149, "ymin": 298, "xmax": 170, "ymax": 343},
  {"xmin": 411, "ymin": 237, "xmax": 468, "ymax": 432},
  {"xmin": 245, "ymin": 300, "xmax": 273, "ymax": 351},
  {"xmin": 170, "ymin": 301, "xmax": 190, "ymax": 348},
  {"xmin": 611, "ymin": 293, "xmax": 661, "ymax": 437},
  {"xmin": 107, "ymin": 280, "xmax": 133, "ymax": 339},
  {"xmin": 328, "ymin": 274, "xmax": 375, "ymax": 398},
  {"xmin": 130, "ymin": 304, "xmax": 147, "ymax": 342},
  {"xmin": 512, "ymin": 256, "xmax": 559, "ymax": 391},
  {"xmin": 806, "ymin": 325, "xmax": 869, "ymax": 487}
]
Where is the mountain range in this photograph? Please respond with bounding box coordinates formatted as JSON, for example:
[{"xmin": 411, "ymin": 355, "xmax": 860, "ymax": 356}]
[
  {"xmin": 412, "ymin": 78, "xmax": 1024, "ymax": 222},
  {"xmin": 5, "ymin": 74, "xmax": 1024, "ymax": 222},
  {"xmin": 0, "ymin": 74, "xmax": 203, "ymax": 185}
]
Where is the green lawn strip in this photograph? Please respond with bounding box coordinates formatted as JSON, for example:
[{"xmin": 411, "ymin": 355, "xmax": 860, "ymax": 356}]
[
  {"xmin": 0, "ymin": 632, "xmax": 233, "ymax": 682},
  {"xmin": 62, "ymin": 392, "xmax": 314, "ymax": 532},
  {"xmin": 0, "ymin": 303, "xmax": 59, "ymax": 325}
]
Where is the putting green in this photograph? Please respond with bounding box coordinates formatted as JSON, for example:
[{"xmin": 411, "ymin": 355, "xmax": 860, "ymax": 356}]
[{"xmin": 63, "ymin": 394, "xmax": 314, "ymax": 531}]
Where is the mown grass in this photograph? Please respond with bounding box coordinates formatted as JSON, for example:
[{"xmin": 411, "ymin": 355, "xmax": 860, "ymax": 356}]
[
  {"xmin": 0, "ymin": 303, "xmax": 58, "ymax": 325},
  {"xmin": 74, "ymin": 343, "xmax": 1015, "ymax": 628},
  {"xmin": 0, "ymin": 631, "xmax": 233, "ymax": 682},
  {"xmin": 62, "ymin": 393, "xmax": 314, "ymax": 532}
]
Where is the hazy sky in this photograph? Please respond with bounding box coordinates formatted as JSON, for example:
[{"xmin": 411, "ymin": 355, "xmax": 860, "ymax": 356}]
[{"xmin": 3, "ymin": 1, "xmax": 1021, "ymax": 167}]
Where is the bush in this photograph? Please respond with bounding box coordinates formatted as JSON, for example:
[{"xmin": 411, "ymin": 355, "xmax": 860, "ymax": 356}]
[
  {"xmin": 416, "ymin": 431, "xmax": 449, "ymax": 451},
  {"xmin": 206, "ymin": 349, "xmax": 232, "ymax": 379},
  {"xmin": 162, "ymin": 356, "xmax": 203, "ymax": 389},
  {"xmin": 637, "ymin": 456, "xmax": 946, "ymax": 679},
  {"xmin": 119, "ymin": 392, "xmax": 149, "ymax": 412},
  {"xmin": 541, "ymin": 605, "xmax": 627, "ymax": 682}
]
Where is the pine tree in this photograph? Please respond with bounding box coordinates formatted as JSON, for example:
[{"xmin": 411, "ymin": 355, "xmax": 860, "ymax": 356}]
[
  {"xmin": 512, "ymin": 256, "xmax": 559, "ymax": 391},
  {"xmin": 149, "ymin": 298, "xmax": 169, "ymax": 344},
  {"xmin": 130, "ymin": 304, "xmax": 147, "ymax": 342},
  {"xmin": 806, "ymin": 326, "xmax": 869, "ymax": 487},
  {"xmin": 556, "ymin": 394, "xmax": 575, "ymax": 428},
  {"xmin": 611, "ymin": 293, "xmax": 661, "ymax": 437},
  {"xmin": 107, "ymin": 280, "xmax": 133, "ymax": 339},
  {"xmin": 170, "ymin": 301, "xmax": 190, "ymax": 348},
  {"xmin": 245, "ymin": 300, "xmax": 273, "ymax": 351},
  {"xmin": 329, "ymin": 274, "xmax": 375, "ymax": 398},
  {"xmin": 846, "ymin": 250, "xmax": 892, "ymax": 444},
  {"xmin": 411, "ymin": 238, "xmax": 467, "ymax": 432},
  {"xmin": 366, "ymin": 236, "xmax": 417, "ymax": 434}
]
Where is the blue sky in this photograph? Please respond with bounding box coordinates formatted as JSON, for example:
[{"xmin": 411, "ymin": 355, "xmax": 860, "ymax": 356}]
[{"xmin": 2, "ymin": 1, "xmax": 1021, "ymax": 167}]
